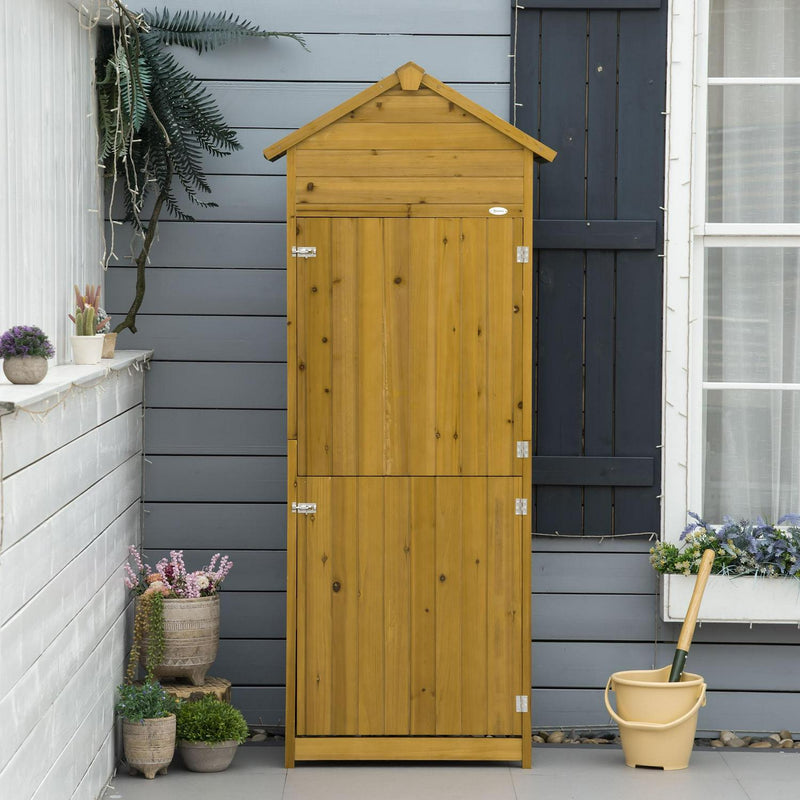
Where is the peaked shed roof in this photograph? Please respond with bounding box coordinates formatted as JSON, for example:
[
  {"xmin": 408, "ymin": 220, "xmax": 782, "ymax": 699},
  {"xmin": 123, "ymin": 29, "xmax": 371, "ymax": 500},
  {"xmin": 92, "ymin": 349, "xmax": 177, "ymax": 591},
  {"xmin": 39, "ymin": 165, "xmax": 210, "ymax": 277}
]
[{"xmin": 263, "ymin": 61, "xmax": 557, "ymax": 163}]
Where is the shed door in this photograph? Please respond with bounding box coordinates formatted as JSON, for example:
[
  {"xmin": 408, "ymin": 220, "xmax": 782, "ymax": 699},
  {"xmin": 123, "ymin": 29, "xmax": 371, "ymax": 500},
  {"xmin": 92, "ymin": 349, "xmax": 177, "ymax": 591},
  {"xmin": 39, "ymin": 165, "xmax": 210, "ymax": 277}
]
[
  {"xmin": 293, "ymin": 216, "xmax": 525, "ymax": 738},
  {"xmin": 295, "ymin": 476, "xmax": 524, "ymax": 737},
  {"xmin": 295, "ymin": 216, "xmax": 525, "ymax": 478}
]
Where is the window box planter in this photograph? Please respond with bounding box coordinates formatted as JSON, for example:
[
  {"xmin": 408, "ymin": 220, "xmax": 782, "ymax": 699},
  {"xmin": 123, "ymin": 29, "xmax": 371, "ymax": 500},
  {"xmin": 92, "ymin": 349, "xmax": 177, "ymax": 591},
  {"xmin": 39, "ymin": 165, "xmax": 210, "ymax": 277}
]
[{"xmin": 662, "ymin": 573, "xmax": 800, "ymax": 624}]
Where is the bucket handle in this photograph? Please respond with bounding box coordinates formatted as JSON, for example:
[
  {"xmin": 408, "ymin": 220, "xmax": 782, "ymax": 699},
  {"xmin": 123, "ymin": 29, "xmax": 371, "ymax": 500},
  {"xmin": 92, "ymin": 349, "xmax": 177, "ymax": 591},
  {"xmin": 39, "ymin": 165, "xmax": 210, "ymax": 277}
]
[{"xmin": 604, "ymin": 676, "xmax": 707, "ymax": 732}]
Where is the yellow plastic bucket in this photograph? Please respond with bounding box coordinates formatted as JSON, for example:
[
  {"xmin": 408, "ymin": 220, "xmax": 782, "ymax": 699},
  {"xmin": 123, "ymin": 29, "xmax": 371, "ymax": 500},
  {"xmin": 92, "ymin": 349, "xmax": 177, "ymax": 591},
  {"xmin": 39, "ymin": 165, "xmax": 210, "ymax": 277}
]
[{"xmin": 604, "ymin": 665, "xmax": 706, "ymax": 770}]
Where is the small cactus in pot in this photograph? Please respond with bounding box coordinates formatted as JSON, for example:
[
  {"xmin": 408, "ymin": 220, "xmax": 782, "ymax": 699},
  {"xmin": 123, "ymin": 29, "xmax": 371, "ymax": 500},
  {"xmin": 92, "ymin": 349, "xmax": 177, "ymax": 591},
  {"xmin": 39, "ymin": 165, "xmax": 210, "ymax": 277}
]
[
  {"xmin": 69, "ymin": 284, "xmax": 107, "ymax": 335},
  {"xmin": 68, "ymin": 285, "xmax": 107, "ymax": 364}
]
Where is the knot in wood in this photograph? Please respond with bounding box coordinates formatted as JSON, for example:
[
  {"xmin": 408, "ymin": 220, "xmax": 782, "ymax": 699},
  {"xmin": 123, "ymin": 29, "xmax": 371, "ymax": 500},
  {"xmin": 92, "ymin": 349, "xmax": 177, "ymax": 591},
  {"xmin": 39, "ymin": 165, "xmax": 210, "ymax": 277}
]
[
  {"xmin": 332, "ymin": 581, "xmax": 341, "ymax": 593},
  {"xmin": 439, "ymin": 574, "xmax": 446, "ymax": 582}
]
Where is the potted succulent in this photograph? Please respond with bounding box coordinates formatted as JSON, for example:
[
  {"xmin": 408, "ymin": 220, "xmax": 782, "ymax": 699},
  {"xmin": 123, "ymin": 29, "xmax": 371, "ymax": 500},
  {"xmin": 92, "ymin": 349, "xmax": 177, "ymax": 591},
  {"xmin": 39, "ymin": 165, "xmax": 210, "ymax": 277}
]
[
  {"xmin": 0, "ymin": 325, "xmax": 55, "ymax": 384},
  {"xmin": 125, "ymin": 547, "xmax": 234, "ymax": 686},
  {"xmin": 68, "ymin": 284, "xmax": 107, "ymax": 364},
  {"xmin": 175, "ymin": 694, "xmax": 249, "ymax": 772},
  {"xmin": 116, "ymin": 681, "xmax": 179, "ymax": 779}
]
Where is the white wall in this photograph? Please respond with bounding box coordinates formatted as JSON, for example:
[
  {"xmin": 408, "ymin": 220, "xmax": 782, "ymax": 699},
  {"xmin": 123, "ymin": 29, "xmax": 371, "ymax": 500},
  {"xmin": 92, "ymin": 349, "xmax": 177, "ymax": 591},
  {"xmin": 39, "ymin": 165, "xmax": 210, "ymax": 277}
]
[
  {"xmin": 0, "ymin": 362, "xmax": 145, "ymax": 800},
  {"xmin": 0, "ymin": 0, "xmax": 104, "ymax": 363}
]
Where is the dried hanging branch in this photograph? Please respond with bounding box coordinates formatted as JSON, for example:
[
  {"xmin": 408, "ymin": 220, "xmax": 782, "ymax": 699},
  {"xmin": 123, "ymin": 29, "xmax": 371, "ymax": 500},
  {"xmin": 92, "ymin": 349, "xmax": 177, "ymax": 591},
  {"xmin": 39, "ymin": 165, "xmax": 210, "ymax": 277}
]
[{"xmin": 93, "ymin": 2, "xmax": 306, "ymax": 334}]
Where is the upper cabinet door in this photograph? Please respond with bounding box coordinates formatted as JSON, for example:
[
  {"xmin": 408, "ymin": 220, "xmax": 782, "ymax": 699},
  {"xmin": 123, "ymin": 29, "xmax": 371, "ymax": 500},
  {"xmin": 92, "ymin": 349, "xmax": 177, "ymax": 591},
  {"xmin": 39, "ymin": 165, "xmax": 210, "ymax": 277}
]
[{"xmin": 295, "ymin": 216, "xmax": 525, "ymax": 478}]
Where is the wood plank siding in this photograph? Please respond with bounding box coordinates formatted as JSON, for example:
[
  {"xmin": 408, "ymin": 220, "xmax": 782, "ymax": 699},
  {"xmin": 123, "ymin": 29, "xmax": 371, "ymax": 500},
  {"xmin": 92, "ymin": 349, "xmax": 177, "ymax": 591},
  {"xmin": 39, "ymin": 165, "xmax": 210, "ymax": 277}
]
[{"xmin": 105, "ymin": 0, "xmax": 800, "ymax": 738}]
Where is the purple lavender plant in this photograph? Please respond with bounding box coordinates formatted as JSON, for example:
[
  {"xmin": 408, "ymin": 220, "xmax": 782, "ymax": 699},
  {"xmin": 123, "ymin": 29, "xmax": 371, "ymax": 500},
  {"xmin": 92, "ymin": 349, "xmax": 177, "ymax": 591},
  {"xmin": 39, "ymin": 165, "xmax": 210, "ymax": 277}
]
[{"xmin": 0, "ymin": 326, "xmax": 55, "ymax": 359}]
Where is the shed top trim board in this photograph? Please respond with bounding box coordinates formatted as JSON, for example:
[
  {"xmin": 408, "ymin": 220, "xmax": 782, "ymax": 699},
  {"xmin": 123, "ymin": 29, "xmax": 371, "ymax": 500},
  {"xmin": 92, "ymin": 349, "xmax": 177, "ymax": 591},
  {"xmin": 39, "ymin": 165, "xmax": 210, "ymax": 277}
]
[{"xmin": 263, "ymin": 62, "xmax": 557, "ymax": 163}]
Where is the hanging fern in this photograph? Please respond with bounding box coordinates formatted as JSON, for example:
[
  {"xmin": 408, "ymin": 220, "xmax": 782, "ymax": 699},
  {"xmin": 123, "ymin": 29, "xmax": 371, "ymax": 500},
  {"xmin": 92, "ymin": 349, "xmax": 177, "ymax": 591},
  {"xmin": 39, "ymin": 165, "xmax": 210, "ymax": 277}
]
[{"xmin": 96, "ymin": 2, "xmax": 306, "ymax": 334}]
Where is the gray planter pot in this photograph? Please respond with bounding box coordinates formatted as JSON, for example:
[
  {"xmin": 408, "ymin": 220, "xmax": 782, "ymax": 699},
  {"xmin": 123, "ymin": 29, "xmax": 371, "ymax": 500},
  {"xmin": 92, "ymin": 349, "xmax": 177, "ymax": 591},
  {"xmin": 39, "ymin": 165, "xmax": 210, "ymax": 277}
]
[
  {"xmin": 2, "ymin": 356, "xmax": 48, "ymax": 384},
  {"xmin": 178, "ymin": 739, "xmax": 239, "ymax": 772}
]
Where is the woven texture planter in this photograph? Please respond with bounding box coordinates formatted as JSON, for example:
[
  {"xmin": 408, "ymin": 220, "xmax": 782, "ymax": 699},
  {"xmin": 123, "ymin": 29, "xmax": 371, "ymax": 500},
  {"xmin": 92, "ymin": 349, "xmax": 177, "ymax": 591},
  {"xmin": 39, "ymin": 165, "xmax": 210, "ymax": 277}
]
[
  {"xmin": 122, "ymin": 714, "xmax": 176, "ymax": 779},
  {"xmin": 140, "ymin": 596, "xmax": 220, "ymax": 685},
  {"xmin": 178, "ymin": 740, "xmax": 240, "ymax": 772}
]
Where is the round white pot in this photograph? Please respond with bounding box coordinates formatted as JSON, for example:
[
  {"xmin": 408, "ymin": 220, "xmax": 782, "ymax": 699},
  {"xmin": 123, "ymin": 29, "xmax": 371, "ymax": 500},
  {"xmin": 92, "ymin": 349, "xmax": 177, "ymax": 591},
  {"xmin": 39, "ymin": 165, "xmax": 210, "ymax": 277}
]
[{"xmin": 71, "ymin": 334, "xmax": 105, "ymax": 365}]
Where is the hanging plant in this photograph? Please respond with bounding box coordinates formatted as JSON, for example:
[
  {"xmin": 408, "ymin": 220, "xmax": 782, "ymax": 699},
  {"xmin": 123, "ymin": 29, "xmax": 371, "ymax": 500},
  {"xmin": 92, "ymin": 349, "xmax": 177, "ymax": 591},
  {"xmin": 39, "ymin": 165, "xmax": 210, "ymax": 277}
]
[{"xmin": 94, "ymin": 3, "xmax": 306, "ymax": 334}]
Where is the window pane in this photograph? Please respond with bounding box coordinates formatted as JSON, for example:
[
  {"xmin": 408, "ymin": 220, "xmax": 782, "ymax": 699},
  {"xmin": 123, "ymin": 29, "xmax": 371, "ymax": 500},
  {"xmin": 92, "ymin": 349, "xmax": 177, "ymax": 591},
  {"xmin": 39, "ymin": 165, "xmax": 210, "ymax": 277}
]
[
  {"xmin": 704, "ymin": 248, "xmax": 800, "ymax": 382},
  {"xmin": 707, "ymin": 86, "xmax": 800, "ymax": 222},
  {"xmin": 709, "ymin": 0, "xmax": 800, "ymax": 77},
  {"xmin": 704, "ymin": 389, "xmax": 800, "ymax": 520}
]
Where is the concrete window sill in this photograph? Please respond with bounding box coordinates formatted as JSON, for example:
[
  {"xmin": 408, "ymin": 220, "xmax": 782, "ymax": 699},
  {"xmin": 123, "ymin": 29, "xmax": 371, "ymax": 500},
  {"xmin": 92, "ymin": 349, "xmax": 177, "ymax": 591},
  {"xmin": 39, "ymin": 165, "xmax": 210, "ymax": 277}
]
[{"xmin": 0, "ymin": 350, "xmax": 152, "ymax": 416}]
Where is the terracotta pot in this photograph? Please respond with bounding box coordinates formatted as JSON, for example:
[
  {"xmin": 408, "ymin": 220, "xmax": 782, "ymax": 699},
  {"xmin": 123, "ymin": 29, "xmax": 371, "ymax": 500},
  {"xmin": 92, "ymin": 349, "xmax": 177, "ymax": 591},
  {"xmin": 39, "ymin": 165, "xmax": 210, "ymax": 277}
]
[
  {"xmin": 70, "ymin": 334, "xmax": 104, "ymax": 365},
  {"xmin": 102, "ymin": 332, "xmax": 118, "ymax": 358},
  {"xmin": 122, "ymin": 714, "xmax": 176, "ymax": 779},
  {"xmin": 140, "ymin": 596, "xmax": 220, "ymax": 686},
  {"xmin": 178, "ymin": 739, "xmax": 240, "ymax": 772},
  {"xmin": 2, "ymin": 356, "xmax": 48, "ymax": 384}
]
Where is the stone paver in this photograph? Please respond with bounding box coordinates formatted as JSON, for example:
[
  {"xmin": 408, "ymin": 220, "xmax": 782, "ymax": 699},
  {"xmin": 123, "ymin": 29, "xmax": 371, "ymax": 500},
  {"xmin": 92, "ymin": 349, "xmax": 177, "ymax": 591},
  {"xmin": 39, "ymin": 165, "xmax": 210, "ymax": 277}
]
[{"xmin": 101, "ymin": 744, "xmax": 799, "ymax": 800}]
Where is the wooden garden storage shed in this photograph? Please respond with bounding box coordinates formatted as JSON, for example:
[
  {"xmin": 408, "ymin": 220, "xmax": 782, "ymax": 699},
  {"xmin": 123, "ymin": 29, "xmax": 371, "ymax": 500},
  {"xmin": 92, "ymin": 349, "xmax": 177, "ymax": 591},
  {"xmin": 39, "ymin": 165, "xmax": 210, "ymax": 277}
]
[{"xmin": 265, "ymin": 62, "xmax": 555, "ymax": 768}]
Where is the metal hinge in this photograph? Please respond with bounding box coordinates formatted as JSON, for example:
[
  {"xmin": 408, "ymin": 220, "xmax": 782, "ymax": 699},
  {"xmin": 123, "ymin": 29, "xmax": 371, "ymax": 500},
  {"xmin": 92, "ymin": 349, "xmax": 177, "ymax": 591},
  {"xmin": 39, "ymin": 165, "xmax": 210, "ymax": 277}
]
[
  {"xmin": 516, "ymin": 441, "xmax": 529, "ymax": 458},
  {"xmin": 515, "ymin": 498, "xmax": 528, "ymax": 516},
  {"xmin": 515, "ymin": 695, "xmax": 529, "ymax": 713},
  {"xmin": 291, "ymin": 502, "xmax": 317, "ymax": 514},
  {"xmin": 516, "ymin": 246, "xmax": 529, "ymax": 263},
  {"xmin": 292, "ymin": 246, "xmax": 317, "ymax": 258}
]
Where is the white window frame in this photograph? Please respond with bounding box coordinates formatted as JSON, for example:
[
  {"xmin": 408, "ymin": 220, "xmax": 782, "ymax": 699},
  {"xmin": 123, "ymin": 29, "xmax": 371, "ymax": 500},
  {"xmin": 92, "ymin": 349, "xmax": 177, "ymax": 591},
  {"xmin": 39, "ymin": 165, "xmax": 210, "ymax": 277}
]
[{"xmin": 663, "ymin": 0, "xmax": 800, "ymax": 542}]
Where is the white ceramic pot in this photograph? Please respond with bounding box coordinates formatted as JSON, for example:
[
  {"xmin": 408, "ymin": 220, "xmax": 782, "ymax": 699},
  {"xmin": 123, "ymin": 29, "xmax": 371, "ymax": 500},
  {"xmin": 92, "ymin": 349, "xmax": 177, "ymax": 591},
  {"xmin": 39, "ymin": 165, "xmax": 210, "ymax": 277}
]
[
  {"xmin": 2, "ymin": 356, "xmax": 48, "ymax": 384},
  {"xmin": 70, "ymin": 334, "xmax": 105, "ymax": 365}
]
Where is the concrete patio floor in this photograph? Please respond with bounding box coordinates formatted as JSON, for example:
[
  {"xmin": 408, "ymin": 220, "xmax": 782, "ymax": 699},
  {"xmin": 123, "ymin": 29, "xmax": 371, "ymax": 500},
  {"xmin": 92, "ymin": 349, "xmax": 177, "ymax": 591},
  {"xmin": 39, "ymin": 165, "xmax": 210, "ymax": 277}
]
[{"xmin": 101, "ymin": 744, "xmax": 798, "ymax": 800}]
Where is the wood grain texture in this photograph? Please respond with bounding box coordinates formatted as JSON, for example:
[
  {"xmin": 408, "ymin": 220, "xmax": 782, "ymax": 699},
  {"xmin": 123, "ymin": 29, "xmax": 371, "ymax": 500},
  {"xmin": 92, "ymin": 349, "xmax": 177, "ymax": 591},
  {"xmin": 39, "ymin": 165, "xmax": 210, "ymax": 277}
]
[
  {"xmin": 285, "ymin": 441, "xmax": 298, "ymax": 766},
  {"xmin": 356, "ymin": 220, "xmax": 386, "ymax": 476},
  {"xmin": 296, "ymin": 122, "xmax": 523, "ymax": 152},
  {"xmin": 434, "ymin": 220, "xmax": 462, "ymax": 476},
  {"xmin": 302, "ymin": 477, "xmax": 332, "ymax": 734},
  {"xmin": 409, "ymin": 478, "xmax": 436, "ymax": 734},
  {"xmin": 300, "ymin": 219, "xmax": 333, "ymax": 475},
  {"xmin": 330, "ymin": 219, "xmax": 359, "ymax": 475},
  {"xmin": 343, "ymin": 91, "xmax": 475, "ymax": 123},
  {"xmin": 296, "ymin": 176, "xmax": 523, "ymax": 207},
  {"xmin": 435, "ymin": 477, "xmax": 462, "ymax": 734},
  {"xmin": 357, "ymin": 478, "xmax": 385, "ymax": 734},
  {"xmin": 408, "ymin": 220, "xmax": 438, "ymax": 475},
  {"xmin": 296, "ymin": 149, "xmax": 525, "ymax": 178},
  {"xmin": 294, "ymin": 737, "xmax": 522, "ymax": 761},
  {"xmin": 384, "ymin": 220, "xmax": 411, "ymax": 475},
  {"xmin": 384, "ymin": 478, "xmax": 411, "ymax": 734},
  {"xmin": 330, "ymin": 478, "xmax": 358, "ymax": 734}
]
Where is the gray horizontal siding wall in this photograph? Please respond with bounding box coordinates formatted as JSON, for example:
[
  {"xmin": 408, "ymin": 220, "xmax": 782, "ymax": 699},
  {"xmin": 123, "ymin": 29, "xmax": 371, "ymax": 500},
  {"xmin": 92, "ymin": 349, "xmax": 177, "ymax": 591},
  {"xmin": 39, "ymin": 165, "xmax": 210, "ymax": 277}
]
[
  {"xmin": 106, "ymin": 0, "xmax": 514, "ymax": 732},
  {"xmin": 105, "ymin": 0, "xmax": 800, "ymax": 739}
]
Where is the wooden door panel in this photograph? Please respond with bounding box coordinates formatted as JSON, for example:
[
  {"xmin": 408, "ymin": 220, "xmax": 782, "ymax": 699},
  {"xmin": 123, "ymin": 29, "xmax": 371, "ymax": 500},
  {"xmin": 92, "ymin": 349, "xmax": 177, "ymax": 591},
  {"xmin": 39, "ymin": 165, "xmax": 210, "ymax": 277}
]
[
  {"xmin": 296, "ymin": 218, "xmax": 524, "ymax": 477},
  {"xmin": 295, "ymin": 477, "xmax": 522, "ymax": 738}
]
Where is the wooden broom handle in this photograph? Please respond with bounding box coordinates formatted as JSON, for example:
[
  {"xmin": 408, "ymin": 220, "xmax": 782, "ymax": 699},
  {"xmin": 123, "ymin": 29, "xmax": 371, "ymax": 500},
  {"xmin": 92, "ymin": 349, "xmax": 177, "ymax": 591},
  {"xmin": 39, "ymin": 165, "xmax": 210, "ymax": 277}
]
[{"xmin": 676, "ymin": 548, "xmax": 715, "ymax": 652}]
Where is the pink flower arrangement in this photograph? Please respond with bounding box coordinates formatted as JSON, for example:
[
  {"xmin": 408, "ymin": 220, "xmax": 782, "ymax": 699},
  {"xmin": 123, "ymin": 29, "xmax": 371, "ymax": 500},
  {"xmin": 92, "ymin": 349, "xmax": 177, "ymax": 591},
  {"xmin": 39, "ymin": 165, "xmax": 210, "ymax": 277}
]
[{"xmin": 124, "ymin": 546, "xmax": 233, "ymax": 598}]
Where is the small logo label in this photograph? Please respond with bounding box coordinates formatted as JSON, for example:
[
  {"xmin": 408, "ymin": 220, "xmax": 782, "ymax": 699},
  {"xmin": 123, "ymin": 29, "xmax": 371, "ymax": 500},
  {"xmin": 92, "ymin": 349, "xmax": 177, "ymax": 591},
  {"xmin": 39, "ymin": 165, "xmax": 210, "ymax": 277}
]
[{"xmin": 489, "ymin": 207, "xmax": 508, "ymax": 216}]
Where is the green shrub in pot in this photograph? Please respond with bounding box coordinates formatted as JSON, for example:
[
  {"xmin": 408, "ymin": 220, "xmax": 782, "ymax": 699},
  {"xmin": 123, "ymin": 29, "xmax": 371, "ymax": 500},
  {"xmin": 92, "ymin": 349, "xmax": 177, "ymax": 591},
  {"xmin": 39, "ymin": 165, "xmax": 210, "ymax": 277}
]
[
  {"xmin": 175, "ymin": 694, "xmax": 249, "ymax": 772},
  {"xmin": 115, "ymin": 681, "xmax": 178, "ymax": 779}
]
